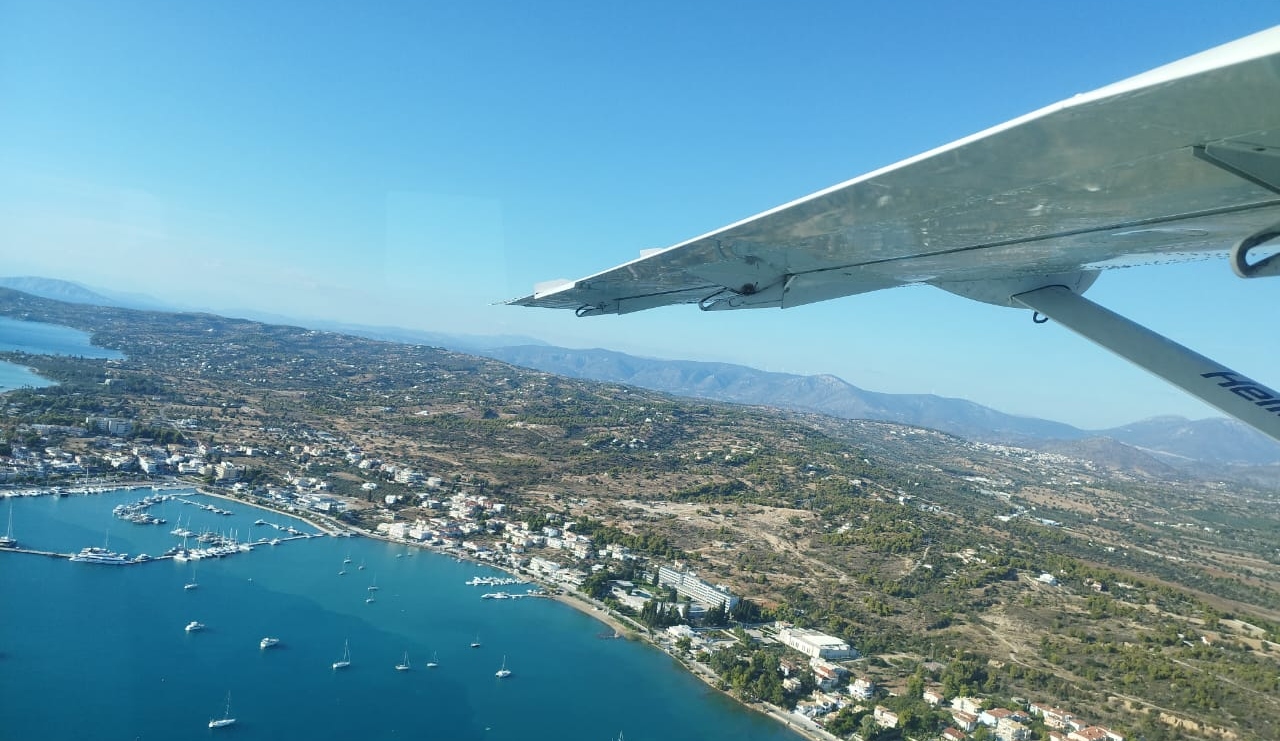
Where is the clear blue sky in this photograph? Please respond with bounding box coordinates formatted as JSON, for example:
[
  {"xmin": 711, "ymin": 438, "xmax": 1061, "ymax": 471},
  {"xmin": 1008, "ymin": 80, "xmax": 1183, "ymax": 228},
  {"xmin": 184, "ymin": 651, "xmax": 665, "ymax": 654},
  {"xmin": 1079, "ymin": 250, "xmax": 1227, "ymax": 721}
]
[{"xmin": 1, "ymin": 1, "xmax": 1277, "ymax": 429}]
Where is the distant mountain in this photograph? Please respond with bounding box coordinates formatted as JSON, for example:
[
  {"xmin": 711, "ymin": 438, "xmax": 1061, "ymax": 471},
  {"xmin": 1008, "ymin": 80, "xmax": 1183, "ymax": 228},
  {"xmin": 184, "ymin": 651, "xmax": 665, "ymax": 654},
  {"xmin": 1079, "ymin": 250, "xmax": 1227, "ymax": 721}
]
[
  {"xmin": 482, "ymin": 346, "xmax": 1083, "ymax": 442},
  {"xmin": 0, "ymin": 276, "xmax": 171, "ymax": 311},
  {"xmin": 0, "ymin": 276, "xmax": 118, "ymax": 306},
  {"xmin": 481, "ymin": 344, "xmax": 1280, "ymax": 467},
  {"xmin": 1028, "ymin": 437, "xmax": 1183, "ymax": 477},
  {"xmin": 9, "ymin": 277, "xmax": 1277, "ymax": 467},
  {"xmin": 1096, "ymin": 416, "xmax": 1280, "ymax": 467}
]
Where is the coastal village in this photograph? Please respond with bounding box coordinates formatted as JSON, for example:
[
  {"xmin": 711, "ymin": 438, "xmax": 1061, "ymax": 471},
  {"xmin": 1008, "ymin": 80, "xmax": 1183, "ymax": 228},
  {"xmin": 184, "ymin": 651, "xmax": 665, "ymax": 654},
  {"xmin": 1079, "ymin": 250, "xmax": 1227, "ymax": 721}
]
[
  {"xmin": 3, "ymin": 290, "xmax": 1277, "ymax": 741},
  {"xmin": 6, "ymin": 417, "xmax": 1128, "ymax": 741}
]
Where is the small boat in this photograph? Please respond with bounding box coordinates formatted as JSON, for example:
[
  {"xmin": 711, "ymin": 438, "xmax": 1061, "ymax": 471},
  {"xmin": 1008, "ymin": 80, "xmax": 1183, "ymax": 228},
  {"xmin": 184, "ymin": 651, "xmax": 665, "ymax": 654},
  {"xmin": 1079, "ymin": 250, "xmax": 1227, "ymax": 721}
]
[
  {"xmin": 332, "ymin": 639, "xmax": 351, "ymax": 669},
  {"xmin": 343, "ymin": 554, "xmax": 352, "ymax": 564},
  {"xmin": 184, "ymin": 564, "xmax": 198, "ymax": 590},
  {"xmin": 395, "ymin": 651, "xmax": 410, "ymax": 671},
  {"xmin": 338, "ymin": 569, "xmax": 346, "ymax": 575},
  {"xmin": 495, "ymin": 655, "xmax": 512, "ymax": 678},
  {"xmin": 426, "ymin": 652, "xmax": 439, "ymax": 668},
  {"xmin": 367, "ymin": 575, "xmax": 378, "ymax": 591},
  {"xmin": 357, "ymin": 560, "xmax": 366, "ymax": 571},
  {"xmin": 185, "ymin": 621, "xmax": 205, "ymax": 632},
  {"xmin": 365, "ymin": 596, "xmax": 376, "ymax": 604},
  {"xmin": 208, "ymin": 692, "xmax": 236, "ymax": 729},
  {"xmin": 470, "ymin": 634, "xmax": 481, "ymax": 648},
  {"xmin": 260, "ymin": 637, "xmax": 280, "ymax": 649}
]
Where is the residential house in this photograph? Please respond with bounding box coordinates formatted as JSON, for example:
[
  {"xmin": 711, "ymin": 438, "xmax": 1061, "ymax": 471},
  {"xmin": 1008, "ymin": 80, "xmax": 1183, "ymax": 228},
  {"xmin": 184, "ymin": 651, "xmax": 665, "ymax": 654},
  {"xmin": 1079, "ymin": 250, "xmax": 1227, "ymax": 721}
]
[
  {"xmin": 848, "ymin": 677, "xmax": 875, "ymax": 700},
  {"xmin": 950, "ymin": 711, "xmax": 979, "ymax": 733},
  {"xmin": 873, "ymin": 706, "xmax": 899, "ymax": 729}
]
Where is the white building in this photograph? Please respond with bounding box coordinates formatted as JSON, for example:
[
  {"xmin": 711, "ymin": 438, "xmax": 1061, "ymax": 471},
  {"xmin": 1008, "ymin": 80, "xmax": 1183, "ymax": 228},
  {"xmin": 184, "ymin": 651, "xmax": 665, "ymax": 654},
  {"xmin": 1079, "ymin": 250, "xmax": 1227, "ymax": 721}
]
[
  {"xmin": 777, "ymin": 627, "xmax": 857, "ymax": 660},
  {"xmin": 656, "ymin": 566, "xmax": 739, "ymax": 610},
  {"xmin": 85, "ymin": 416, "xmax": 133, "ymax": 436}
]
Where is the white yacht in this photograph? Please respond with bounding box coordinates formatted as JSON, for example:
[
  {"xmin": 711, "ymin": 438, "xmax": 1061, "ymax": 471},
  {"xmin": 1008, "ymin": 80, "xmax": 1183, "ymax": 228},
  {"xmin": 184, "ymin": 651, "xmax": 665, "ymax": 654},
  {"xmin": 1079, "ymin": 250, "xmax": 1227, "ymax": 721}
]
[
  {"xmin": 426, "ymin": 652, "xmax": 439, "ymax": 668},
  {"xmin": 208, "ymin": 692, "xmax": 236, "ymax": 729},
  {"xmin": 0, "ymin": 501, "xmax": 16, "ymax": 548},
  {"xmin": 70, "ymin": 546, "xmax": 132, "ymax": 564},
  {"xmin": 495, "ymin": 655, "xmax": 512, "ymax": 678},
  {"xmin": 185, "ymin": 621, "xmax": 205, "ymax": 632},
  {"xmin": 395, "ymin": 651, "xmax": 410, "ymax": 671},
  {"xmin": 260, "ymin": 637, "xmax": 280, "ymax": 649},
  {"xmin": 332, "ymin": 639, "xmax": 351, "ymax": 669}
]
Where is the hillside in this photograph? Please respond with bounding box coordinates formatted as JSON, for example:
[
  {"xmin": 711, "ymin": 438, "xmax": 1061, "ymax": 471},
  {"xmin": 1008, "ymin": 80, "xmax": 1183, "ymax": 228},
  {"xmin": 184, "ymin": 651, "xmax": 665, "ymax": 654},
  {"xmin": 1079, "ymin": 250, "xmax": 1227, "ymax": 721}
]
[
  {"xmin": 3, "ymin": 286, "xmax": 1280, "ymax": 740},
  {"xmin": 483, "ymin": 344, "xmax": 1280, "ymax": 467}
]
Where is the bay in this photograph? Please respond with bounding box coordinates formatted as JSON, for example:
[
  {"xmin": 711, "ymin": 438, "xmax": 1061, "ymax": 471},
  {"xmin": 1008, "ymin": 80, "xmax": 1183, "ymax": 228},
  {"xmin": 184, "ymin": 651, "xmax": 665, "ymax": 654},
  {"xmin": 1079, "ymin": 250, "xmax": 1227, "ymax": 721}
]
[
  {"xmin": 0, "ymin": 360, "xmax": 51, "ymax": 393},
  {"xmin": 0, "ymin": 315, "xmax": 124, "ymax": 391},
  {"xmin": 0, "ymin": 316, "xmax": 123, "ymax": 358},
  {"xmin": 0, "ymin": 488, "xmax": 805, "ymax": 741}
]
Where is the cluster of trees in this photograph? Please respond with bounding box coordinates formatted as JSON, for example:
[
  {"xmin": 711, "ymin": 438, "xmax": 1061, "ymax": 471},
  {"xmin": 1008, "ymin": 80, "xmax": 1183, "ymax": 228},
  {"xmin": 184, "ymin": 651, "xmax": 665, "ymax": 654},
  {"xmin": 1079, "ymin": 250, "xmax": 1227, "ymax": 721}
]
[
  {"xmin": 637, "ymin": 599, "xmax": 685, "ymax": 629},
  {"xmin": 570, "ymin": 517, "xmax": 687, "ymax": 561},
  {"xmin": 704, "ymin": 645, "xmax": 792, "ymax": 707}
]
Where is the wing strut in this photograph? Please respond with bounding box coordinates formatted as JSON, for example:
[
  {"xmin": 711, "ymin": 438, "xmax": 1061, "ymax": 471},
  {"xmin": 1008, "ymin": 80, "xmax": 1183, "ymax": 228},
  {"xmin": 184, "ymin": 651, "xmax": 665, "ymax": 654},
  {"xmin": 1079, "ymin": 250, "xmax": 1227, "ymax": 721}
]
[{"xmin": 1012, "ymin": 285, "xmax": 1280, "ymax": 443}]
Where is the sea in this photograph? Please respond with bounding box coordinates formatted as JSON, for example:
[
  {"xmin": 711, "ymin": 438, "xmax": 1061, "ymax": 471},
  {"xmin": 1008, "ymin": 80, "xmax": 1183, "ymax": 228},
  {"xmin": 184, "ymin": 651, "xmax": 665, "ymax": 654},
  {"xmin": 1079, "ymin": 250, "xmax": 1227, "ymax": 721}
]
[
  {"xmin": 0, "ymin": 317, "xmax": 805, "ymax": 741},
  {"xmin": 0, "ymin": 489, "xmax": 806, "ymax": 741},
  {"xmin": 0, "ymin": 315, "xmax": 124, "ymax": 392}
]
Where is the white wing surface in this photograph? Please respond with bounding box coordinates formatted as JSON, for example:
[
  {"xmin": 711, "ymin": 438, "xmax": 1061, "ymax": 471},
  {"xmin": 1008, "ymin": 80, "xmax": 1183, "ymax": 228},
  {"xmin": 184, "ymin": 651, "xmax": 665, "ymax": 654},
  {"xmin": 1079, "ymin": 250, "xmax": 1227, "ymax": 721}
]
[{"xmin": 510, "ymin": 27, "xmax": 1280, "ymax": 316}]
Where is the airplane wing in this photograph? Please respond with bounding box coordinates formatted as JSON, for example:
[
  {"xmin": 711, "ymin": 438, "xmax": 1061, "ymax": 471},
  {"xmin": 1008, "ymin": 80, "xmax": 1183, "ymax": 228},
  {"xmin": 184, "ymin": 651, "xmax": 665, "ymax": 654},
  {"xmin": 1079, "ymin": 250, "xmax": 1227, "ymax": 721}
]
[
  {"xmin": 510, "ymin": 27, "xmax": 1280, "ymax": 442},
  {"xmin": 511, "ymin": 27, "xmax": 1280, "ymax": 315}
]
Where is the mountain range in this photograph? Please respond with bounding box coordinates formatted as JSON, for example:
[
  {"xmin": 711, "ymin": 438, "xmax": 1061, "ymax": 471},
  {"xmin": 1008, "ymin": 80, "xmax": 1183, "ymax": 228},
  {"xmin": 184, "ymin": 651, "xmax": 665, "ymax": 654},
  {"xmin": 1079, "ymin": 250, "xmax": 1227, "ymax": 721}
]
[
  {"xmin": 5, "ymin": 275, "xmax": 1278, "ymax": 468},
  {"xmin": 476, "ymin": 345, "xmax": 1280, "ymax": 468}
]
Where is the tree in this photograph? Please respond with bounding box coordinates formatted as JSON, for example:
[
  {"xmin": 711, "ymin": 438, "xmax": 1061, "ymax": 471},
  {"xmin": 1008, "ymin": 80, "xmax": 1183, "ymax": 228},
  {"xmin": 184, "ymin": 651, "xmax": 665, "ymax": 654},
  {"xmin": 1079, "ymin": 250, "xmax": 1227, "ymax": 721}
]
[{"xmin": 859, "ymin": 714, "xmax": 879, "ymax": 740}]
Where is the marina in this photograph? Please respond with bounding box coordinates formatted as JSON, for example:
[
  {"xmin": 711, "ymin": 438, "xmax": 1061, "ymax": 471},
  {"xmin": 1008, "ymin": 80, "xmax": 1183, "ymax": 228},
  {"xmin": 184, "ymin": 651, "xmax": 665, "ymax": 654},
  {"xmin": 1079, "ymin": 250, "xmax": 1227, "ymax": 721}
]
[{"xmin": 0, "ymin": 485, "xmax": 804, "ymax": 741}]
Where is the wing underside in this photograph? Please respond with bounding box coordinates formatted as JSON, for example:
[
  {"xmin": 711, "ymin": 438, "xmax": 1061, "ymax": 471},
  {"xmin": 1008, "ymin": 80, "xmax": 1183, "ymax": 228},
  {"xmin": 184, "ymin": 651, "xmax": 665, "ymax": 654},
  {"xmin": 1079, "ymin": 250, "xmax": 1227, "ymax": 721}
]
[{"xmin": 510, "ymin": 27, "xmax": 1280, "ymax": 316}]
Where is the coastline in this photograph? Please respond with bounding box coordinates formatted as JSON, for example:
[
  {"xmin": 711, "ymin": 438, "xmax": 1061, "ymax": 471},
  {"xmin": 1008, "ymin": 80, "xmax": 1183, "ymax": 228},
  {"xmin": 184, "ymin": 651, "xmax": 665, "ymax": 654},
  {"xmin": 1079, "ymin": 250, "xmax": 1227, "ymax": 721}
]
[
  {"xmin": 5, "ymin": 479, "xmax": 835, "ymax": 741},
  {"xmin": 543, "ymin": 581, "xmax": 838, "ymax": 741}
]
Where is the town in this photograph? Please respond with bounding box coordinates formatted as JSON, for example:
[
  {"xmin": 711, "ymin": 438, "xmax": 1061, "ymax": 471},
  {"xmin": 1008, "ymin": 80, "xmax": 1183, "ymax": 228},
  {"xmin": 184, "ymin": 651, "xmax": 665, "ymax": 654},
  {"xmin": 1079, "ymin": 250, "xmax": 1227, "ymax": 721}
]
[{"xmin": 3, "ymin": 288, "xmax": 1279, "ymax": 740}]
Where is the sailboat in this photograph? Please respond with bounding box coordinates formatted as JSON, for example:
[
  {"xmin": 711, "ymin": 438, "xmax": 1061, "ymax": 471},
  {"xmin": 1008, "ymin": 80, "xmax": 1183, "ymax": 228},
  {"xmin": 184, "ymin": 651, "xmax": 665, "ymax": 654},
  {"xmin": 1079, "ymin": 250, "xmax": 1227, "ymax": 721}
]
[
  {"xmin": 0, "ymin": 500, "xmax": 16, "ymax": 548},
  {"xmin": 184, "ymin": 563, "xmax": 199, "ymax": 590},
  {"xmin": 357, "ymin": 559, "xmax": 366, "ymax": 571},
  {"xmin": 343, "ymin": 553, "xmax": 352, "ymax": 564},
  {"xmin": 332, "ymin": 639, "xmax": 351, "ymax": 669},
  {"xmin": 495, "ymin": 655, "xmax": 512, "ymax": 678},
  {"xmin": 367, "ymin": 575, "xmax": 378, "ymax": 591},
  {"xmin": 395, "ymin": 651, "xmax": 410, "ymax": 671},
  {"xmin": 426, "ymin": 652, "xmax": 439, "ymax": 668},
  {"xmin": 469, "ymin": 634, "xmax": 481, "ymax": 648},
  {"xmin": 208, "ymin": 691, "xmax": 236, "ymax": 728}
]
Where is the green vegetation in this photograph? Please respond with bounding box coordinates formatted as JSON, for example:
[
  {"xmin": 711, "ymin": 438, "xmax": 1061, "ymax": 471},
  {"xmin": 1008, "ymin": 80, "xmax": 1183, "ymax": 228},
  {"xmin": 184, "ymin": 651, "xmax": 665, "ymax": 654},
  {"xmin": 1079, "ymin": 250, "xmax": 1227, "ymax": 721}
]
[{"xmin": 3, "ymin": 286, "xmax": 1280, "ymax": 740}]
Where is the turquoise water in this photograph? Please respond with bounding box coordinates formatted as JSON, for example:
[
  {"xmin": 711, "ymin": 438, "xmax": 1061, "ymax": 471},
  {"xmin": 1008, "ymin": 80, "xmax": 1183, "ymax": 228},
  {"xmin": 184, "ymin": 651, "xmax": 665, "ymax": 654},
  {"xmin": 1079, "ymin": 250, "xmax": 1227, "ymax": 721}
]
[
  {"xmin": 0, "ymin": 489, "xmax": 803, "ymax": 741},
  {"xmin": 0, "ymin": 360, "xmax": 51, "ymax": 392},
  {"xmin": 0, "ymin": 316, "xmax": 124, "ymax": 358},
  {"xmin": 0, "ymin": 315, "xmax": 124, "ymax": 391}
]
